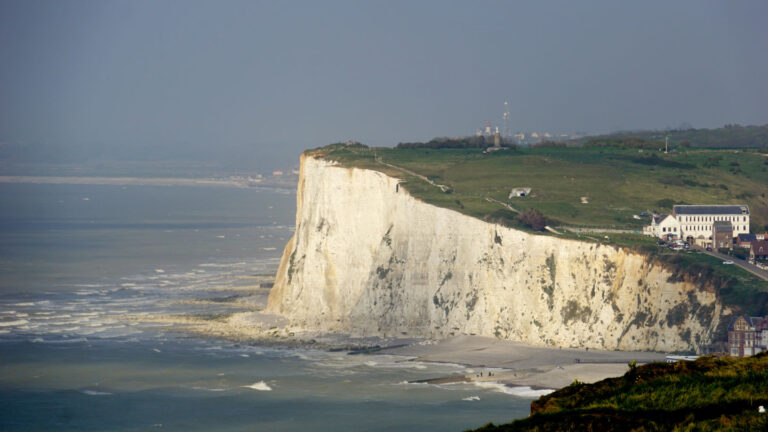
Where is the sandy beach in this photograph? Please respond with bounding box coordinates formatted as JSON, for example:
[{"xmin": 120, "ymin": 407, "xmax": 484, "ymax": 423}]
[
  {"xmin": 380, "ymin": 335, "xmax": 666, "ymax": 389},
  {"xmin": 131, "ymin": 285, "xmax": 667, "ymax": 392}
]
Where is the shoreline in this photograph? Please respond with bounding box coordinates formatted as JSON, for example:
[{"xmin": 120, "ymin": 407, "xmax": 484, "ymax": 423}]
[{"xmin": 129, "ymin": 300, "xmax": 667, "ymax": 392}]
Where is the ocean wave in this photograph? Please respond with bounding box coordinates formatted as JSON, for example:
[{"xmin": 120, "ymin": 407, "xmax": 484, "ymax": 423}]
[
  {"xmin": 0, "ymin": 319, "xmax": 29, "ymax": 327},
  {"xmin": 191, "ymin": 386, "xmax": 227, "ymax": 392},
  {"xmin": 462, "ymin": 396, "xmax": 480, "ymax": 401},
  {"xmin": 81, "ymin": 390, "xmax": 112, "ymax": 396},
  {"xmin": 31, "ymin": 337, "xmax": 89, "ymax": 344},
  {"xmin": 472, "ymin": 381, "xmax": 554, "ymax": 398},
  {"xmin": 242, "ymin": 381, "xmax": 272, "ymax": 391}
]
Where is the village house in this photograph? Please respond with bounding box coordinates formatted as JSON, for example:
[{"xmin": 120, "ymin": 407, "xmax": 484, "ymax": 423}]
[
  {"xmin": 712, "ymin": 221, "xmax": 734, "ymax": 249},
  {"xmin": 728, "ymin": 315, "xmax": 768, "ymax": 357},
  {"xmin": 737, "ymin": 233, "xmax": 757, "ymax": 248},
  {"xmin": 645, "ymin": 214, "xmax": 681, "ymax": 240},
  {"xmin": 751, "ymin": 240, "xmax": 768, "ymax": 261}
]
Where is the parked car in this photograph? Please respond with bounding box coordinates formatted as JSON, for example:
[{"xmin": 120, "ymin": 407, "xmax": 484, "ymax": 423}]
[
  {"xmin": 705, "ymin": 247, "xmax": 712, "ymax": 252},
  {"xmin": 657, "ymin": 240, "xmax": 665, "ymax": 246},
  {"xmin": 722, "ymin": 260, "xmax": 734, "ymax": 265}
]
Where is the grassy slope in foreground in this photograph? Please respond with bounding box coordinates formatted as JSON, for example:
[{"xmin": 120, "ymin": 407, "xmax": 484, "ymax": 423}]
[
  {"xmin": 469, "ymin": 353, "xmax": 768, "ymax": 432},
  {"xmin": 307, "ymin": 144, "xmax": 768, "ymax": 319}
]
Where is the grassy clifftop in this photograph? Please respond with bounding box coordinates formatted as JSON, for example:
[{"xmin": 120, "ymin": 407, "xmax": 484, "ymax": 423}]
[
  {"xmin": 469, "ymin": 353, "xmax": 768, "ymax": 431},
  {"xmin": 307, "ymin": 143, "xmax": 767, "ymax": 231}
]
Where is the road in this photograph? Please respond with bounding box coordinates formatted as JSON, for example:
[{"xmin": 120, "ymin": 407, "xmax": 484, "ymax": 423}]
[{"xmin": 693, "ymin": 246, "xmax": 768, "ymax": 282}]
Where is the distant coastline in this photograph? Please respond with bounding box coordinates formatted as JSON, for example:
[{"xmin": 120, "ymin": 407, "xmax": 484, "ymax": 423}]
[{"xmin": 0, "ymin": 175, "xmax": 295, "ymax": 190}]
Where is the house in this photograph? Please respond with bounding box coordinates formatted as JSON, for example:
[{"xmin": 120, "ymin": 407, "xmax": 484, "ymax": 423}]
[
  {"xmin": 756, "ymin": 233, "xmax": 768, "ymax": 241},
  {"xmin": 737, "ymin": 233, "xmax": 757, "ymax": 248},
  {"xmin": 673, "ymin": 205, "xmax": 750, "ymax": 243},
  {"xmin": 728, "ymin": 316, "xmax": 768, "ymax": 357},
  {"xmin": 712, "ymin": 221, "xmax": 733, "ymax": 249},
  {"xmin": 751, "ymin": 240, "xmax": 768, "ymax": 260},
  {"xmin": 646, "ymin": 214, "xmax": 681, "ymax": 240},
  {"xmin": 509, "ymin": 187, "xmax": 532, "ymax": 198}
]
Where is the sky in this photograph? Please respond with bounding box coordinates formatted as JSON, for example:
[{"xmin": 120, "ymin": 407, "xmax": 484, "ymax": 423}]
[{"xmin": 1, "ymin": 0, "xmax": 767, "ymax": 170}]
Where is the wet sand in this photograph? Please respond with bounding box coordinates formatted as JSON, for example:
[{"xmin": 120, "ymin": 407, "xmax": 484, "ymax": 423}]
[
  {"xmin": 128, "ymin": 291, "xmax": 667, "ymax": 391},
  {"xmin": 380, "ymin": 335, "xmax": 666, "ymax": 389}
]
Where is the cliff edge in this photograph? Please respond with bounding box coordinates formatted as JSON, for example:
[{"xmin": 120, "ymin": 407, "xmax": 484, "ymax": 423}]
[{"xmin": 267, "ymin": 154, "xmax": 729, "ymax": 352}]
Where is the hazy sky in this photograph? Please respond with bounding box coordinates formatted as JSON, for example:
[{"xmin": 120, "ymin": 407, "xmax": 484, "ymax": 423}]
[{"xmin": 1, "ymin": 0, "xmax": 767, "ymax": 169}]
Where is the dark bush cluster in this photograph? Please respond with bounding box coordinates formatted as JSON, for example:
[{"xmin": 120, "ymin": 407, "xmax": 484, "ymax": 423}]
[
  {"xmin": 396, "ymin": 136, "xmax": 517, "ymax": 149},
  {"xmin": 517, "ymin": 208, "xmax": 547, "ymax": 231}
]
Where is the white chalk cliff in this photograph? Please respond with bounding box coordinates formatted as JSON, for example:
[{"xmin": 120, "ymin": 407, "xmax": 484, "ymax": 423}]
[{"xmin": 267, "ymin": 154, "xmax": 729, "ymax": 352}]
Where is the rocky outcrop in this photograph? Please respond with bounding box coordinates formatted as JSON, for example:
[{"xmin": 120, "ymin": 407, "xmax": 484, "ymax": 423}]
[{"xmin": 267, "ymin": 155, "xmax": 728, "ymax": 352}]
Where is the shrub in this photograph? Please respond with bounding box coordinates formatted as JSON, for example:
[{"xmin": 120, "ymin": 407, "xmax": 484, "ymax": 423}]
[{"xmin": 517, "ymin": 208, "xmax": 546, "ymax": 231}]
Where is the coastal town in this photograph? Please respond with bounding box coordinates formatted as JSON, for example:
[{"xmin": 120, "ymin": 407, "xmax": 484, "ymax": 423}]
[{"xmin": 643, "ymin": 204, "xmax": 768, "ymax": 357}]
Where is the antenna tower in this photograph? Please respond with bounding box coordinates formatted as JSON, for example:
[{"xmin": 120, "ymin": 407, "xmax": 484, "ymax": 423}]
[{"xmin": 502, "ymin": 101, "xmax": 511, "ymax": 137}]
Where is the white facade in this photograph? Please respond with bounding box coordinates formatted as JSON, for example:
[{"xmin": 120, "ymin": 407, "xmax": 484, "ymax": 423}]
[
  {"xmin": 647, "ymin": 215, "xmax": 681, "ymax": 239},
  {"xmin": 674, "ymin": 205, "xmax": 750, "ymax": 242}
]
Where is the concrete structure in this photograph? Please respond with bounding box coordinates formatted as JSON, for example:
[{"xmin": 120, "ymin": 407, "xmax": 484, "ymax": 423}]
[
  {"xmin": 509, "ymin": 187, "xmax": 532, "ymax": 198},
  {"xmin": 713, "ymin": 221, "xmax": 733, "ymax": 249},
  {"xmin": 728, "ymin": 316, "xmax": 767, "ymax": 357}
]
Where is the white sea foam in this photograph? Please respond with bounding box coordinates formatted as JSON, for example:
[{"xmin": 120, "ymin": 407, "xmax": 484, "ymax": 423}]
[
  {"xmin": 0, "ymin": 319, "xmax": 29, "ymax": 327},
  {"xmin": 191, "ymin": 386, "xmax": 226, "ymax": 392},
  {"xmin": 155, "ymin": 269, "xmax": 165, "ymax": 274},
  {"xmin": 262, "ymin": 247, "xmax": 276, "ymax": 251},
  {"xmin": 462, "ymin": 396, "xmax": 480, "ymax": 401},
  {"xmin": 472, "ymin": 381, "xmax": 554, "ymax": 398},
  {"xmin": 81, "ymin": 390, "xmax": 112, "ymax": 396},
  {"xmin": 242, "ymin": 381, "xmax": 272, "ymax": 391}
]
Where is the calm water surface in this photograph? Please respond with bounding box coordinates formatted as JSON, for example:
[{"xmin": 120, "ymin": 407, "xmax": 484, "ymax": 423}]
[{"xmin": 0, "ymin": 183, "xmax": 530, "ymax": 431}]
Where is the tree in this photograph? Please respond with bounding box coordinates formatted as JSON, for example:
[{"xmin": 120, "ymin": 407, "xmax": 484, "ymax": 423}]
[{"xmin": 517, "ymin": 208, "xmax": 546, "ymax": 231}]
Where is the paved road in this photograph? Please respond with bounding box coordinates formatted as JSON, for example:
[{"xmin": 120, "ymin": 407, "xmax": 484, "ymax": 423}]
[
  {"xmin": 693, "ymin": 246, "xmax": 768, "ymax": 282},
  {"xmin": 561, "ymin": 227, "xmax": 641, "ymax": 234}
]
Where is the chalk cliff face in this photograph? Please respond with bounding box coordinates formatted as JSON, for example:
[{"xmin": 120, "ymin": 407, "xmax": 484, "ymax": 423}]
[{"xmin": 267, "ymin": 155, "xmax": 728, "ymax": 352}]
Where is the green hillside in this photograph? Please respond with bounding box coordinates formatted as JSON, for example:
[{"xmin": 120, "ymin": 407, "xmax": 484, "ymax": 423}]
[
  {"xmin": 575, "ymin": 124, "xmax": 768, "ymax": 149},
  {"xmin": 468, "ymin": 353, "xmax": 768, "ymax": 431}
]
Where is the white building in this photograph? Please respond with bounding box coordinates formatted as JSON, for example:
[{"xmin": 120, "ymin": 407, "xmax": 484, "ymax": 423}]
[
  {"xmin": 673, "ymin": 205, "xmax": 750, "ymax": 243},
  {"xmin": 646, "ymin": 214, "xmax": 681, "ymax": 239}
]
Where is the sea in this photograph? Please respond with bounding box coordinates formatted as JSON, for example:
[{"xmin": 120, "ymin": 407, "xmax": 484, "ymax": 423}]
[{"xmin": 0, "ymin": 182, "xmax": 532, "ymax": 431}]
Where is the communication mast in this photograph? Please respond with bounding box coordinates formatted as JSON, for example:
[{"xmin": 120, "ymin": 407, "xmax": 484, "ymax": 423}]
[{"xmin": 502, "ymin": 101, "xmax": 511, "ymax": 137}]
